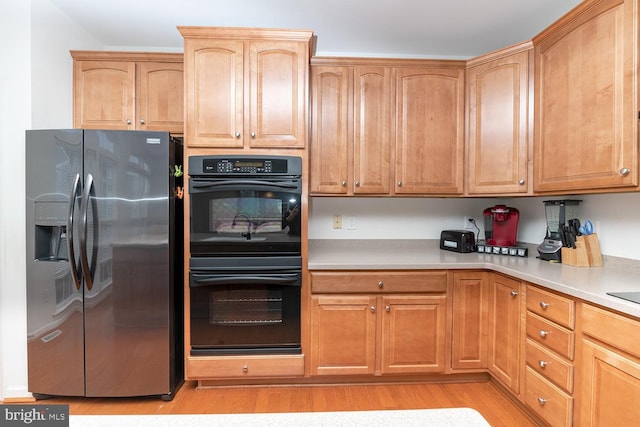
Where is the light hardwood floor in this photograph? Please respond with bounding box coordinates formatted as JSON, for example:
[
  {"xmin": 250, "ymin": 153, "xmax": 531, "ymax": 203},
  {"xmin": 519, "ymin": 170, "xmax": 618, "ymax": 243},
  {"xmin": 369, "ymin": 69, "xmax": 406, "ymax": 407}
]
[{"xmin": 36, "ymin": 380, "xmax": 539, "ymax": 426}]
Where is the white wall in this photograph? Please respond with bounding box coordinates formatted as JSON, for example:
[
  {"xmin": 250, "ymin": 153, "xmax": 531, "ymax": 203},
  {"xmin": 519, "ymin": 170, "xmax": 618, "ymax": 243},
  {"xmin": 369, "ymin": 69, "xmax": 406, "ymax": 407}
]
[
  {"xmin": 0, "ymin": 0, "xmax": 102, "ymax": 401},
  {"xmin": 309, "ymin": 192, "xmax": 640, "ymax": 260}
]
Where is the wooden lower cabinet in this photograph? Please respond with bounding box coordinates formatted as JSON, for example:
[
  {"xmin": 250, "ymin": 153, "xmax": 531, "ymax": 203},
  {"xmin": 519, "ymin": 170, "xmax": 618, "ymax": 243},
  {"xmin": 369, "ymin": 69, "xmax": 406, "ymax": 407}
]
[
  {"xmin": 451, "ymin": 271, "xmax": 489, "ymax": 370},
  {"xmin": 488, "ymin": 273, "xmax": 522, "ymax": 394},
  {"xmin": 310, "ymin": 293, "xmax": 447, "ymax": 376},
  {"xmin": 577, "ymin": 303, "xmax": 640, "ymax": 425}
]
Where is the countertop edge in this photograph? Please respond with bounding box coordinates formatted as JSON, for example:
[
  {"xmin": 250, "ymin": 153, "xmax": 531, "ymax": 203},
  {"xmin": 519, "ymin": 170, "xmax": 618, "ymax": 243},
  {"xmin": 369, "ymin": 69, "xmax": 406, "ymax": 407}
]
[{"xmin": 308, "ymin": 239, "xmax": 640, "ymax": 319}]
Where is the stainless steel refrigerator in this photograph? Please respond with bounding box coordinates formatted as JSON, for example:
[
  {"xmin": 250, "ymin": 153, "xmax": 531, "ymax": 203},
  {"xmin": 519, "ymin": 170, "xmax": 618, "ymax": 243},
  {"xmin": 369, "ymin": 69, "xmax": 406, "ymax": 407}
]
[{"xmin": 25, "ymin": 129, "xmax": 183, "ymax": 399}]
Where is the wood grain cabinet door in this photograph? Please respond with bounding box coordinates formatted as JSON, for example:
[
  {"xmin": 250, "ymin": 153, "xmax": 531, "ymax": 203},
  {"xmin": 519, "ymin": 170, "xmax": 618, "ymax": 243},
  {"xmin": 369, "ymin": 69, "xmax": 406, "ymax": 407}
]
[
  {"xmin": 184, "ymin": 39, "xmax": 244, "ymax": 147},
  {"xmin": 136, "ymin": 62, "xmax": 184, "ymax": 134},
  {"xmin": 452, "ymin": 272, "xmax": 489, "ymax": 370},
  {"xmin": 394, "ymin": 67, "xmax": 464, "ymax": 194},
  {"xmin": 310, "ymin": 295, "xmax": 377, "ymax": 376},
  {"xmin": 310, "ymin": 65, "xmax": 351, "ymax": 194},
  {"xmin": 465, "ymin": 46, "xmax": 531, "ymax": 195},
  {"xmin": 353, "ymin": 66, "xmax": 393, "ymax": 194},
  {"xmin": 380, "ymin": 295, "xmax": 447, "ymax": 374},
  {"xmin": 533, "ymin": 0, "xmax": 638, "ymax": 192},
  {"xmin": 73, "ymin": 60, "xmax": 135, "ymax": 130},
  {"xmin": 248, "ymin": 41, "xmax": 308, "ymax": 148}
]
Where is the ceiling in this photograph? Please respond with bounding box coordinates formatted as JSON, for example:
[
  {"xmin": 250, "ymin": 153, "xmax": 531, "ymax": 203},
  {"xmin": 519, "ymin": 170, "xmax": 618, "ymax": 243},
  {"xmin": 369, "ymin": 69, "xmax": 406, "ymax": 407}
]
[{"xmin": 47, "ymin": 0, "xmax": 583, "ymax": 58}]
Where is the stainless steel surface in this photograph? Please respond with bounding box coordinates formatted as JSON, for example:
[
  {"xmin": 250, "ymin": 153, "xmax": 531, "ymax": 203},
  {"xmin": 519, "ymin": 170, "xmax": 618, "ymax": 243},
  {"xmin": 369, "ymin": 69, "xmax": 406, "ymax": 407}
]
[{"xmin": 26, "ymin": 129, "xmax": 182, "ymax": 399}]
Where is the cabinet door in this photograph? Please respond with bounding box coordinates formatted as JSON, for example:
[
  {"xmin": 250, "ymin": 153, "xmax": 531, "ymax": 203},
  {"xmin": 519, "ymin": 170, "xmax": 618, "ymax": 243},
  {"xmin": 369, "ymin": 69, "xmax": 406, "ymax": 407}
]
[
  {"xmin": 534, "ymin": 0, "xmax": 637, "ymax": 192},
  {"xmin": 136, "ymin": 62, "xmax": 184, "ymax": 133},
  {"xmin": 310, "ymin": 66, "xmax": 351, "ymax": 194},
  {"xmin": 395, "ymin": 67, "xmax": 464, "ymax": 194},
  {"xmin": 466, "ymin": 48, "xmax": 531, "ymax": 195},
  {"xmin": 73, "ymin": 61, "xmax": 135, "ymax": 130},
  {"xmin": 489, "ymin": 274, "xmax": 522, "ymax": 393},
  {"xmin": 381, "ymin": 295, "xmax": 447, "ymax": 374},
  {"xmin": 353, "ymin": 67, "xmax": 392, "ymax": 194},
  {"xmin": 579, "ymin": 339, "xmax": 640, "ymax": 426},
  {"xmin": 184, "ymin": 39, "xmax": 244, "ymax": 147},
  {"xmin": 452, "ymin": 272, "xmax": 489, "ymax": 370},
  {"xmin": 248, "ymin": 41, "xmax": 308, "ymax": 148},
  {"xmin": 310, "ymin": 295, "xmax": 377, "ymax": 375}
]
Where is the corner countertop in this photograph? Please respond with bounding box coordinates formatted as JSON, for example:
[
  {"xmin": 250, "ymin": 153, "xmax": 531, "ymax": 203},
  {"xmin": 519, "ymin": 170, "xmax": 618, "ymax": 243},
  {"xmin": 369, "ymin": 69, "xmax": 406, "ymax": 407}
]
[{"xmin": 308, "ymin": 239, "xmax": 640, "ymax": 319}]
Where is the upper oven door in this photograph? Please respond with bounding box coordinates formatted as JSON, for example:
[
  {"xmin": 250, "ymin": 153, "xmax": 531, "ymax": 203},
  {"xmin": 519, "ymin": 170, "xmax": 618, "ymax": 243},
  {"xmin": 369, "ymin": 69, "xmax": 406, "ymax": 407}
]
[{"xmin": 189, "ymin": 177, "xmax": 302, "ymax": 256}]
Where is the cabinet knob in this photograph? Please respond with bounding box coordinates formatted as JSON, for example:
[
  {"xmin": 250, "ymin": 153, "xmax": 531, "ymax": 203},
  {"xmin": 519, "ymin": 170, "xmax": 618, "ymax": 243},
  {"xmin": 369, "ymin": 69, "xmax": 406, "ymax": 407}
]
[
  {"xmin": 538, "ymin": 360, "xmax": 548, "ymax": 368},
  {"xmin": 341, "ymin": 181, "xmax": 347, "ymax": 187},
  {"xmin": 385, "ymin": 305, "xmax": 390, "ymax": 312},
  {"xmin": 397, "ymin": 181, "xmax": 403, "ymax": 187},
  {"xmin": 370, "ymin": 306, "xmax": 376, "ymax": 313},
  {"xmin": 539, "ymin": 330, "xmax": 548, "ymax": 338},
  {"xmin": 242, "ymin": 365, "xmax": 248, "ymax": 373},
  {"xmin": 126, "ymin": 119, "xmax": 132, "ymax": 125},
  {"xmin": 510, "ymin": 290, "xmax": 518, "ymax": 297},
  {"xmin": 355, "ymin": 180, "xmax": 360, "ymax": 187},
  {"xmin": 139, "ymin": 119, "xmax": 145, "ymax": 125},
  {"xmin": 235, "ymin": 132, "xmax": 241, "ymax": 138},
  {"xmin": 251, "ymin": 132, "xmax": 256, "ymax": 138},
  {"xmin": 378, "ymin": 281, "xmax": 384, "ymax": 288},
  {"xmin": 519, "ymin": 179, "xmax": 525, "ymax": 185},
  {"xmin": 620, "ymin": 167, "xmax": 631, "ymax": 176},
  {"xmin": 539, "ymin": 301, "xmax": 549, "ymax": 309},
  {"xmin": 537, "ymin": 397, "xmax": 547, "ymax": 406}
]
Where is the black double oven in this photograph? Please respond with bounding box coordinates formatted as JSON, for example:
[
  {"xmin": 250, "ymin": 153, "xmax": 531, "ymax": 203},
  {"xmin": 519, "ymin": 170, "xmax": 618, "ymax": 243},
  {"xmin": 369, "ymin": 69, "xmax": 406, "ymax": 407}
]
[{"xmin": 188, "ymin": 155, "xmax": 302, "ymax": 356}]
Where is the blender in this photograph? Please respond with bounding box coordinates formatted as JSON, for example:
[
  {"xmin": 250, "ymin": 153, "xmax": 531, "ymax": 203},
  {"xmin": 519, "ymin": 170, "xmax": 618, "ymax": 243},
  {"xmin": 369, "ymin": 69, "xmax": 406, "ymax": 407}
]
[{"xmin": 537, "ymin": 200, "xmax": 581, "ymax": 262}]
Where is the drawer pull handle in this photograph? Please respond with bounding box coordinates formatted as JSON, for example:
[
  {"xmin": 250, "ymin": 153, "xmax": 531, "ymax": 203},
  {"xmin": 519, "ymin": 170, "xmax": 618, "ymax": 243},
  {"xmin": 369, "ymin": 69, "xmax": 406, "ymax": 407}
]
[
  {"xmin": 539, "ymin": 330, "xmax": 549, "ymax": 338},
  {"xmin": 378, "ymin": 281, "xmax": 384, "ymax": 288},
  {"xmin": 242, "ymin": 365, "xmax": 248, "ymax": 373},
  {"xmin": 537, "ymin": 397, "xmax": 547, "ymax": 406},
  {"xmin": 510, "ymin": 290, "xmax": 518, "ymax": 297},
  {"xmin": 540, "ymin": 301, "xmax": 549, "ymax": 309},
  {"xmin": 538, "ymin": 360, "xmax": 548, "ymax": 368}
]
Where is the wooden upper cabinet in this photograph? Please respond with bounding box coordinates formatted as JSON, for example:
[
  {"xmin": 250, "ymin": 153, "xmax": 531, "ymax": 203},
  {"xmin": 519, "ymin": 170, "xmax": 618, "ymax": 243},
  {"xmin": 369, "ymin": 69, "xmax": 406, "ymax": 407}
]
[
  {"xmin": 533, "ymin": 0, "xmax": 638, "ymax": 192},
  {"xmin": 353, "ymin": 67, "xmax": 393, "ymax": 194},
  {"xmin": 465, "ymin": 43, "xmax": 532, "ymax": 195},
  {"xmin": 71, "ymin": 51, "xmax": 183, "ymax": 133},
  {"xmin": 179, "ymin": 27, "xmax": 313, "ymax": 149},
  {"xmin": 395, "ymin": 66, "xmax": 465, "ymax": 195},
  {"xmin": 310, "ymin": 65, "xmax": 350, "ymax": 194}
]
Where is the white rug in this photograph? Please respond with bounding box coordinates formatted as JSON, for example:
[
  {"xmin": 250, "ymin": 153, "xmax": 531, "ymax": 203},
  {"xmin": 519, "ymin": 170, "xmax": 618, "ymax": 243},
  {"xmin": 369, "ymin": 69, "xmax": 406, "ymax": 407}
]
[{"xmin": 70, "ymin": 408, "xmax": 491, "ymax": 426}]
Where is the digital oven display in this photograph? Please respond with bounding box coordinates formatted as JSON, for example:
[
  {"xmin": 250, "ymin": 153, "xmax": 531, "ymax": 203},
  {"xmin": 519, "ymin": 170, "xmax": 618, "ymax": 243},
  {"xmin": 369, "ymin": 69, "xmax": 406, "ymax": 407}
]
[{"xmin": 203, "ymin": 158, "xmax": 288, "ymax": 174}]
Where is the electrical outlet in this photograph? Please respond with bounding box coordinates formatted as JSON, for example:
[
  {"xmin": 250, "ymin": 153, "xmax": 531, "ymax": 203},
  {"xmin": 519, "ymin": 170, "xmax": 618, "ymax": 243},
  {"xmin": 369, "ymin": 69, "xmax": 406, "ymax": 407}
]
[
  {"xmin": 333, "ymin": 215, "xmax": 342, "ymax": 229},
  {"xmin": 464, "ymin": 216, "xmax": 475, "ymax": 229}
]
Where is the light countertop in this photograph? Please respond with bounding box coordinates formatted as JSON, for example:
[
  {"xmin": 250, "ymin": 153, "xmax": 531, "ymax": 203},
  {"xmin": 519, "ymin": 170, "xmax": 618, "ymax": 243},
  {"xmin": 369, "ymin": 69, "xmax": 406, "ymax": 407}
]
[{"xmin": 308, "ymin": 239, "xmax": 640, "ymax": 318}]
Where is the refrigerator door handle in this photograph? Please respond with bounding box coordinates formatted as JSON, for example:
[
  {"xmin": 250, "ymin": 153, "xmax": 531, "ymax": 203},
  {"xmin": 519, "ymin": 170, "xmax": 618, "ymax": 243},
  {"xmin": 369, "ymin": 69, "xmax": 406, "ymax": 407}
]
[
  {"xmin": 80, "ymin": 173, "xmax": 98, "ymax": 291},
  {"xmin": 67, "ymin": 173, "xmax": 82, "ymax": 290}
]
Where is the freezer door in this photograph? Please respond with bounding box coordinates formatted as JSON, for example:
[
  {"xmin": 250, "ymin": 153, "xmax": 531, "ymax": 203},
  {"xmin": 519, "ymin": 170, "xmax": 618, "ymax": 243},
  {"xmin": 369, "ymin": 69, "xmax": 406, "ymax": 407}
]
[
  {"xmin": 82, "ymin": 130, "xmax": 172, "ymax": 397},
  {"xmin": 26, "ymin": 129, "xmax": 85, "ymax": 397}
]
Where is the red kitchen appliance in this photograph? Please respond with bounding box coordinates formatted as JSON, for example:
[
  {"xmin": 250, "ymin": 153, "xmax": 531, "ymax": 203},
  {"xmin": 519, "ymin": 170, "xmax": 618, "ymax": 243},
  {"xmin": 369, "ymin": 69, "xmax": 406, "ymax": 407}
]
[{"xmin": 483, "ymin": 205, "xmax": 519, "ymax": 246}]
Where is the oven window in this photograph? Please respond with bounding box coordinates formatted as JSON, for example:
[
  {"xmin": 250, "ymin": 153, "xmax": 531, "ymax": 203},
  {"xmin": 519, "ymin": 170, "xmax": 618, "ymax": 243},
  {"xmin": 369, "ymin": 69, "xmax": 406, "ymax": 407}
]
[
  {"xmin": 209, "ymin": 197, "xmax": 284, "ymax": 234},
  {"xmin": 210, "ymin": 288, "xmax": 283, "ymax": 325}
]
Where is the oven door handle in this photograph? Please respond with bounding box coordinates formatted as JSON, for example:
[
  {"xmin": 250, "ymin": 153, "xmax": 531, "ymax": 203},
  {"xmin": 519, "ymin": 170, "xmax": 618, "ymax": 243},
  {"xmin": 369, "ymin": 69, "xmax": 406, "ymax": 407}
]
[
  {"xmin": 190, "ymin": 273, "xmax": 300, "ymax": 287},
  {"xmin": 191, "ymin": 179, "xmax": 299, "ymax": 190}
]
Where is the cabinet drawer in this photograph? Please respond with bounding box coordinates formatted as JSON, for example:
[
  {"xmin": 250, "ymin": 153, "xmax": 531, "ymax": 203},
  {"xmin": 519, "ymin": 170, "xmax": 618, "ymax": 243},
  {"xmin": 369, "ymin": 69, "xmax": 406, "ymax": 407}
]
[
  {"xmin": 582, "ymin": 303, "xmax": 640, "ymax": 359},
  {"xmin": 526, "ymin": 285, "xmax": 575, "ymax": 329},
  {"xmin": 526, "ymin": 338, "xmax": 573, "ymax": 394},
  {"xmin": 187, "ymin": 355, "xmax": 305, "ymax": 379},
  {"xmin": 526, "ymin": 312, "xmax": 574, "ymax": 360},
  {"xmin": 525, "ymin": 366, "xmax": 573, "ymax": 427},
  {"xmin": 310, "ymin": 271, "xmax": 448, "ymax": 293}
]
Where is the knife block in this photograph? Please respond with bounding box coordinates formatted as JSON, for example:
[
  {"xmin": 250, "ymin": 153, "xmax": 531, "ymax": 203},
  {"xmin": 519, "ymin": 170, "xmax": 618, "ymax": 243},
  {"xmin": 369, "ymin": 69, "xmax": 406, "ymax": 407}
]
[{"xmin": 561, "ymin": 234, "xmax": 603, "ymax": 267}]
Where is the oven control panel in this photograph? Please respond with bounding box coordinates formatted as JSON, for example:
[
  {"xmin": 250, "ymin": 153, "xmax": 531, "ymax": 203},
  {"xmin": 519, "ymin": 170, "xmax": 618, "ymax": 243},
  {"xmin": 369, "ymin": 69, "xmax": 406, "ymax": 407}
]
[{"xmin": 190, "ymin": 155, "xmax": 301, "ymax": 176}]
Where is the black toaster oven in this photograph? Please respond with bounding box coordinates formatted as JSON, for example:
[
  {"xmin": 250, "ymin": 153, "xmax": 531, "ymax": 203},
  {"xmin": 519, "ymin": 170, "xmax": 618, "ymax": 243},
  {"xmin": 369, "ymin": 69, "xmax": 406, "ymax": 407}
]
[{"xmin": 440, "ymin": 230, "xmax": 476, "ymax": 253}]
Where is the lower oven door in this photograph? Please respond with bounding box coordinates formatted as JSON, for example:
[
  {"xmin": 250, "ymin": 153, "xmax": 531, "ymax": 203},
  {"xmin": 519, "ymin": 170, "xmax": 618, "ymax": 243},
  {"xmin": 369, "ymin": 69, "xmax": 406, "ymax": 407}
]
[{"xmin": 189, "ymin": 265, "xmax": 301, "ymax": 356}]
